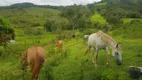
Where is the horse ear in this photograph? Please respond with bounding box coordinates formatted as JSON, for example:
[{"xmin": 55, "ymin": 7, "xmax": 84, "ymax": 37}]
[{"xmin": 116, "ymin": 44, "xmax": 119, "ymax": 48}]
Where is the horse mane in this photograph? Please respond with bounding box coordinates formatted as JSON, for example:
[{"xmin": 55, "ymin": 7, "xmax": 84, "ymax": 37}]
[{"xmin": 97, "ymin": 31, "xmax": 117, "ymax": 45}]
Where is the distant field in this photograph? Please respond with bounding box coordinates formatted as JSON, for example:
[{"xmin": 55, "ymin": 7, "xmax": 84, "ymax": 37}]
[
  {"xmin": 0, "ymin": 7, "xmax": 67, "ymax": 28},
  {"xmin": 123, "ymin": 18, "xmax": 142, "ymax": 24},
  {"xmin": 95, "ymin": 2, "xmax": 107, "ymax": 7}
]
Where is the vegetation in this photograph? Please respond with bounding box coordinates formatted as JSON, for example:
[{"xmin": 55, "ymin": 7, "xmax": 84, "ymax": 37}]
[
  {"xmin": 0, "ymin": 0, "xmax": 142, "ymax": 80},
  {"xmin": 0, "ymin": 16, "xmax": 14, "ymax": 34}
]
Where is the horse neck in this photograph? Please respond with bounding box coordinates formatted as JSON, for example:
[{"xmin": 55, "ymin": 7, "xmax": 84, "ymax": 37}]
[
  {"xmin": 100, "ymin": 32, "xmax": 117, "ymax": 49},
  {"xmin": 108, "ymin": 41, "xmax": 117, "ymax": 49}
]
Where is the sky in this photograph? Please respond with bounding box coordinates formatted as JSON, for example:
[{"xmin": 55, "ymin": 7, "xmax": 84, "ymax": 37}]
[{"xmin": 0, "ymin": 0, "xmax": 101, "ymax": 6}]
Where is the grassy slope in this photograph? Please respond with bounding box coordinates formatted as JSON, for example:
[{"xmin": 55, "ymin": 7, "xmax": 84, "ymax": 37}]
[
  {"xmin": 0, "ymin": 32, "xmax": 56, "ymax": 80},
  {"xmin": 95, "ymin": 2, "xmax": 107, "ymax": 7},
  {"xmin": 123, "ymin": 18, "xmax": 142, "ymax": 24},
  {"xmin": 0, "ymin": 31, "xmax": 142, "ymax": 80},
  {"xmin": 0, "ymin": 7, "xmax": 67, "ymax": 28},
  {"xmin": 39, "ymin": 37, "xmax": 142, "ymax": 80}
]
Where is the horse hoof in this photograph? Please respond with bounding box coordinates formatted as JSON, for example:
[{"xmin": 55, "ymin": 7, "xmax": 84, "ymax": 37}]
[
  {"xmin": 106, "ymin": 63, "xmax": 109, "ymax": 66},
  {"xmin": 92, "ymin": 62, "xmax": 96, "ymax": 64},
  {"xmin": 95, "ymin": 64, "xmax": 98, "ymax": 66}
]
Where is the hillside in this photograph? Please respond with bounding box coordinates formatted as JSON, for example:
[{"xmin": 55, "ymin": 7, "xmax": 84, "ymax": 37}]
[
  {"xmin": 88, "ymin": 0, "xmax": 142, "ymax": 25},
  {"xmin": 0, "ymin": 7, "xmax": 67, "ymax": 28},
  {"xmin": 10, "ymin": 2, "xmax": 37, "ymax": 7}
]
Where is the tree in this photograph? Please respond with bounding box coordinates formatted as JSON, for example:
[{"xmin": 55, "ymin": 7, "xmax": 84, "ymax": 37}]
[
  {"xmin": 44, "ymin": 19, "xmax": 55, "ymax": 32},
  {"xmin": 61, "ymin": 5, "xmax": 91, "ymax": 30},
  {"xmin": 0, "ymin": 16, "xmax": 15, "ymax": 39},
  {"xmin": 0, "ymin": 16, "xmax": 15, "ymax": 50}
]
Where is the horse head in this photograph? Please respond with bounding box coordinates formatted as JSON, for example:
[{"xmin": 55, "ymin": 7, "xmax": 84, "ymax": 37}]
[{"xmin": 113, "ymin": 44, "xmax": 122, "ymax": 65}]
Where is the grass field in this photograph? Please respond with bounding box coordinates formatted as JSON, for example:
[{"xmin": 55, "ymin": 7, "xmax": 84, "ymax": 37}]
[
  {"xmin": 0, "ymin": 5, "xmax": 142, "ymax": 80},
  {"xmin": 0, "ymin": 31, "xmax": 142, "ymax": 80},
  {"xmin": 0, "ymin": 7, "xmax": 67, "ymax": 28}
]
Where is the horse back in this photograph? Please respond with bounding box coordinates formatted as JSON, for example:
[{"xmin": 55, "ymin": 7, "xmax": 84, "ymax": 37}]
[
  {"xmin": 56, "ymin": 40, "xmax": 63, "ymax": 48},
  {"xmin": 88, "ymin": 32, "xmax": 107, "ymax": 48},
  {"xmin": 27, "ymin": 46, "xmax": 45, "ymax": 65}
]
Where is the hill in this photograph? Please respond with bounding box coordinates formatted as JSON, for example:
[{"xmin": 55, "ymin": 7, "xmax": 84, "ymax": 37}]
[
  {"xmin": 0, "ymin": 7, "xmax": 62, "ymax": 27},
  {"xmin": 10, "ymin": 2, "xmax": 37, "ymax": 7},
  {"xmin": 88, "ymin": 0, "xmax": 142, "ymax": 25}
]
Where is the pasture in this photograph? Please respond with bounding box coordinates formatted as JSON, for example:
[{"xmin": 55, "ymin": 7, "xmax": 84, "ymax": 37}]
[
  {"xmin": 0, "ymin": 31, "xmax": 142, "ymax": 80},
  {"xmin": 0, "ymin": 2, "xmax": 142, "ymax": 79}
]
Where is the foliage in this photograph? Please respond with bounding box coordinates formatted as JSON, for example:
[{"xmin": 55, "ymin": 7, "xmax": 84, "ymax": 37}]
[
  {"xmin": 91, "ymin": 12, "xmax": 108, "ymax": 24},
  {"xmin": 90, "ymin": 0, "xmax": 142, "ymax": 25},
  {"xmin": 61, "ymin": 5, "xmax": 91, "ymax": 30},
  {"xmin": 123, "ymin": 18, "xmax": 142, "ymax": 24},
  {"xmin": 44, "ymin": 19, "xmax": 55, "ymax": 32},
  {"xmin": 24, "ymin": 26, "xmax": 45, "ymax": 35},
  {"xmin": 0, "ymin": 16, "xmax": 14, "ymax": 34},
  {"xmin": 44, "ymin": 18, "xmax": 70, "ymax": 33}
]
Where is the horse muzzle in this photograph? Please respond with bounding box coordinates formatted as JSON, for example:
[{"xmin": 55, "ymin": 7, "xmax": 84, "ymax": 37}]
[{"xmin": 116, "ymin": 60, "xmax": 122, "ymax": 65}]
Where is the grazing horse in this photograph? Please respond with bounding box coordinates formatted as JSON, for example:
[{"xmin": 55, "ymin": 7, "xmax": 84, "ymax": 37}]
[
  {"xmin": 54, "ymin": 40, "xmax": 63, "ymax": 52},
  {"xmin": 20, "ymin": 46, "xmax": 45, "ymax": 80},
  {"xmin": 85, "ymin": 31, "xmax": 122, "ymax": 65}
]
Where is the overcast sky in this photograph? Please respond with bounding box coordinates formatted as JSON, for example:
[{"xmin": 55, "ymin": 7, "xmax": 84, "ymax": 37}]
[{"xmin": 0, "ymin": 0, "xmax": 101, "ymax": 6}]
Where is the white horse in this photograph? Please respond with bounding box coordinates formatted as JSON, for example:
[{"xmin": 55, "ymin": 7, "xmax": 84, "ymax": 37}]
[
  {"xmin": 85, "ymin": 31, "xmax": 122, "ymax": 65},
  {"xmin": 9, "ymin": 40, "xmax": 18, "ymax": 44}
]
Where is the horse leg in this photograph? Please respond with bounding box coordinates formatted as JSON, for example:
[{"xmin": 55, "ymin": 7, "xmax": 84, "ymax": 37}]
[
  {"xmin": 32, "ymin": 67, "xmax": 37, "ymax": 80},
  {"xmin": 105, "ymin": 47, "xmax": 110, "ymax": 65},
  {"xmin": 3, "ymin": 42, "xmax": 7, "ymax": 51},
  {"xmin": 35, "ymin": 64, "xmax": 42, "ymax": 80},
  {"xmin": 92, "ymin": 48, "xmax": 96, "ymax": 64},
  {"xmin": 32, "ymin": 62, "xmax": 43, "ymax": 80},
  {"xmin": 96, "ymin": 48, "xmax": 99, "ymax": 59},
  {"xmin": 85, "ymin": 46, "xmax": 91, "ymax": 61}
]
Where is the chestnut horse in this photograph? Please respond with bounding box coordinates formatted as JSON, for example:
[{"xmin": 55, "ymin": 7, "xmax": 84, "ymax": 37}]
[
  {"xmin": 54, "ymin": 40, "xmax": 63, "ymax": 52},
  {"xmin": 20, "ymin": 46, "xmax": 45, "ymax": 80}
]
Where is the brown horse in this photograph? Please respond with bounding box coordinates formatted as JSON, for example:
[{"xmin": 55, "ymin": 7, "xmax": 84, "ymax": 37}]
[
  {"xmin": 55, "ymin": 40, "xmax": 63, "ymax": 52},
  {"xmin": 20, "ymin": 46, "xmax": 45, "ymax": 80}
]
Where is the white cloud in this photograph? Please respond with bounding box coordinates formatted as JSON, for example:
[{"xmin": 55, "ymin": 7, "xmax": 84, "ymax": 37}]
[{"xmin": 0, "ymin": 0, "xmax": 101, "ymax": 6}]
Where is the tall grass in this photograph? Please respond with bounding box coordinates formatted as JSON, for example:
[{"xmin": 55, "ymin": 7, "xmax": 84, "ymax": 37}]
[{"xmin": 0, "ymin": 30, "xmax": 142, "ymax": 80}]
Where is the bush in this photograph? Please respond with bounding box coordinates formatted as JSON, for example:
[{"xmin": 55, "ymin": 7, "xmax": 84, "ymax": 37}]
[
  {"xmin": 0, "ymin": 16, "xmax": 15, "ymax": 40},
  {"xmin": 24, "ymin": 26, "xmax": 44, "ymax": 35}
]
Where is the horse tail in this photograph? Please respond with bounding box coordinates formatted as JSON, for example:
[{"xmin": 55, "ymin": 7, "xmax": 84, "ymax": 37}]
[{"xmin": 36, "ymin": 47, "xmax": 44, "ymax": 64}]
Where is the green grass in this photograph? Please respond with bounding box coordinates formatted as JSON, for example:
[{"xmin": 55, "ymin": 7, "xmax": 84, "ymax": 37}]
[
  {"xmin": 123, "ymin": 18, "xmax": 142, "ymax": 24},
  {"xmin": 0, "ymin": 31, "xmax": 142, "ymax": 80},
  {"xmin": 47, "ymin": 38, "xmax": 142, "ymax": 80},
  {"xmin": 0, "ymin": 7, "xmax": 67, "ymax": 28},
  {"xmin": 91, "ymin": 12, "xmax": 108, "ymax": 24}
]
